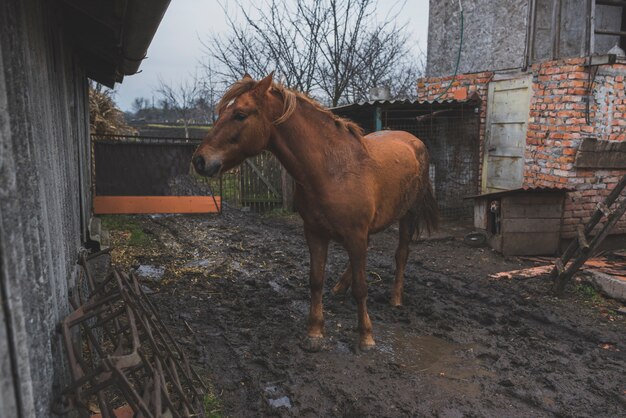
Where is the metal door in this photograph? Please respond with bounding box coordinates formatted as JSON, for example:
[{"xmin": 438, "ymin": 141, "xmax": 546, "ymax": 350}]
[{"xmin": 482, "ymin": 76, "xmax": 532, "ymax": 193}]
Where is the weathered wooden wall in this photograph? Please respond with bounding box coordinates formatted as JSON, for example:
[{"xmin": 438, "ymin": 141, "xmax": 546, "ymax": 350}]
[{"xmin": 0, "ymin": 0, "xmax": 91, "ymax": 415}]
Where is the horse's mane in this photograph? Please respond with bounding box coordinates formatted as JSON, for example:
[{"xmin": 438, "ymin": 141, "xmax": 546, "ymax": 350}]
[{"xmin": 217, "ymin": 78, "xmax": 364, "ymax": 139}]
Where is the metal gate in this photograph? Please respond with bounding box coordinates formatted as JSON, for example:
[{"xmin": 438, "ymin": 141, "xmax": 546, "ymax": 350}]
[
  {"xmin": 92, "ymin": 135, "xmax": 286, "ymax": 213},
  {"xmin": 92, "ymin": 134, "xmax": 221, "ymax": 213}
]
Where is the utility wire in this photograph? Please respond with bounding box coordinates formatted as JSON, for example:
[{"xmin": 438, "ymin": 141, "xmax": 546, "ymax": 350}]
[{"xmin": 435, "ymin": 0, "xmax": 464, "ymax": 101}]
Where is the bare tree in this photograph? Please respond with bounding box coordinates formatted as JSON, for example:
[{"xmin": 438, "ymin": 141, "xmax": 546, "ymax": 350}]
[
  {"xmin": 346, "ymin": 25, "xmax": 424, "ymax": 102},
  {"xmin": 203, "ymin": 0, "xmax": 423, "ymax": 107},
  {"xmin": 156, "ymin": 74, "xmax": 203, "ymax": 138},
  {"xmin": 198, "ymin": 60, "xmax": 223, "ymax": 123},
  {"xmin": 131, "ymin": 97, "xmax": 150, "ymax": 113}
]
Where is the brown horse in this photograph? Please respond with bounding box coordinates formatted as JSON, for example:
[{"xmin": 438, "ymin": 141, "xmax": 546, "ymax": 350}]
[{"xmin": 192, "ymin": 73, "xmax": 438, "ymax": 351}]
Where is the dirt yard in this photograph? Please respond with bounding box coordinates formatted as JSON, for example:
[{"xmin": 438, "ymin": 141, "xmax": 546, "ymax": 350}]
[{"xmin": 104, "ymin": 208, "xmax": 626, "ymax": 417}]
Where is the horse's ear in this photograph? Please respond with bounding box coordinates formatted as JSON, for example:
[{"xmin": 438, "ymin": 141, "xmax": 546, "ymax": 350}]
[
  {"xmin": 253, "ymin": 72, "xmax": 274, "ymax": 98},
  {"xmin": 242, "ymin": 72, "xmax": 252, "ymax": 80}
]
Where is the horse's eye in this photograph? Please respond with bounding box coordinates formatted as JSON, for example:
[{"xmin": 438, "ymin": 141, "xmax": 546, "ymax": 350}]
[{"xmin": 233, "ymin": 112, "xmax": 247, "ymax": 121}]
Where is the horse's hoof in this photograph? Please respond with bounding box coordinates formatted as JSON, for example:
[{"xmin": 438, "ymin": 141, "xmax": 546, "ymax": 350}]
[
  {"xmin": 357, "ymin": 336, "xmax": 376, "ymax": 352},
  {"xmin": 301, "ymin": 336, "xmax": 324, "ymax": 352},
  {"xmin": 390, "ymin": 299, "xmax": 403, "ymax": 307}
]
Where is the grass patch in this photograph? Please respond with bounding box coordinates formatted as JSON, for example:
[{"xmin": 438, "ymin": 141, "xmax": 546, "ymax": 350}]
[
  {"xmin": 574, "ymin": 282, "xmax": 602, "ymax": 304},
  {"xmin": 100, "ymin": 215, "xmax": 152, "ymax": 247},
  {"xmin": 203, "ymin": 392, "xmax": 223, "ymax": 418}
]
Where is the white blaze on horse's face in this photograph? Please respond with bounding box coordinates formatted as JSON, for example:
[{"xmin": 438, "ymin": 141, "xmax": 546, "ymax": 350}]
[{"xmin": 192, "ymin": 74, "xmax": 275, "ymax": 177}]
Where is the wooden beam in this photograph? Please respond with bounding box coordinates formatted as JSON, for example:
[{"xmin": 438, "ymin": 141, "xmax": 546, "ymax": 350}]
[
  {"xmin": 93, "ymin": 196, "xmax": 221, "ymax": 214},
  {"xmin": 577, "ymin": 225, "xmax": 590, "ymax": 250},
  {"xmin": 575, "ymin": 138, "xmax": 626, "ymax": 168}
]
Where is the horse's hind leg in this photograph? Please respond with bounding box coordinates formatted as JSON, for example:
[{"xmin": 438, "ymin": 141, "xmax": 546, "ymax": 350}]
[
  {"xmin": 331, "ymin": 264, "xmax": 352, "ymax": 295},
  {"xmin": 391, "ymin": 214, "xmax": 413, "ymax": 306},
  {"xmin": 303, "ymin": 228, "xmax": 329, "ymax": 351},
  {"xmin": 346, "ymin": 231, "xmax": 375, "ymax": 350}
]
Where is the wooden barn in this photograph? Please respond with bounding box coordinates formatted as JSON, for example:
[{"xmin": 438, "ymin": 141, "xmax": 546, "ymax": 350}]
[
  {"xmin": 0, "ymin": 0, "xmax": 169, "ymax": 415},
  {"xmin": 418, "ymin": 0, "xmax": 626, "ymax": 252}
]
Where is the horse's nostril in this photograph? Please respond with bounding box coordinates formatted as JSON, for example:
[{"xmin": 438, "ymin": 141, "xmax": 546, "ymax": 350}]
[{"xmin": 193, "ymin": 155, "xmax": 205, "ymax": 173}]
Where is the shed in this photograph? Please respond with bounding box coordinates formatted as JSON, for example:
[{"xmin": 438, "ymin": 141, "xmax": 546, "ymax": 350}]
[
  {"xmin": 331, "ymin": 95, "xmax": 482, "ymax": 219},
  {"xmin": 469, "ymin": 187, "xmax": 570, "ymax": 256}
]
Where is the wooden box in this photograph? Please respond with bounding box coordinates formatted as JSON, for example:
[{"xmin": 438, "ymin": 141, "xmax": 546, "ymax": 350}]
[{"xmin": 472, "ymin": 189, "xmax": 567, "ymax": 256}]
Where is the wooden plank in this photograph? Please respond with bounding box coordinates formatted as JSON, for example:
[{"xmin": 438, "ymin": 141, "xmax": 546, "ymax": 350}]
[
  {"xmin": 93, "ymin": 196, "xmax": 221, "ymax": 214},
  {"xmin": 474, "ymin": 199, "xmax": 488, "ymax": 230},
  {"xmin": 501, "ymin": 218, "xmax": 562, "ymax": 233},
  {"xmin": 575, "ymin": 150, "xmax": 626, "ymax": 168},
  {"xmin": 502, "ymin": 232, "xmax": 560, "ymax": 255},
  {"xmin": 579, "ymin": 137, "xmax": 626, "ymax": 152},
  {"xmin": 501, "ymin": 195, "xmax": 564, "ymax": 219},
  {"xmin": 577, "ymin": 225, "xmax": 589, "ymax": 250},
  {"xmin": 576, "ymin": 138, "xmax": 626, "ymax": 168}
]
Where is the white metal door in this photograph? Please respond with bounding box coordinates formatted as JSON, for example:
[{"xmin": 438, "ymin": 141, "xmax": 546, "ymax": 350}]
[{"xmin": 482, "ymin": 76, "xmax": 532, "ymax": 193}]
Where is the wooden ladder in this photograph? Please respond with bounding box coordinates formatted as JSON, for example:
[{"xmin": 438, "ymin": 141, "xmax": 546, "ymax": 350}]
[{"xmin": 552, "ymin": 173, "xmax": 626, "ymax": 294}]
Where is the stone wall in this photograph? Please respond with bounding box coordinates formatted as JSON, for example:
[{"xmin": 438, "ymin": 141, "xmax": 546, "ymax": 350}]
[
  {"xmin": 0, "ymin": 0, "xmax": 91, "ymax": 415},
  {"xmin": 426, "ymin": 0, "xmax": 528, "ymax": 77}
]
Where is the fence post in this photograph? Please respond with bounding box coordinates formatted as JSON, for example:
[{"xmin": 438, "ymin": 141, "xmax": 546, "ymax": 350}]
[{"xmin": 281, "ymin": 167, "xmax": 295, "ymax": 211}]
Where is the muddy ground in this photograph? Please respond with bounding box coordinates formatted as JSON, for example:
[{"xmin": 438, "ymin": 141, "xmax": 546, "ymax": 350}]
[{"xmin": 105, "ymin": 208, "xmax": 626, "ymax": 417}]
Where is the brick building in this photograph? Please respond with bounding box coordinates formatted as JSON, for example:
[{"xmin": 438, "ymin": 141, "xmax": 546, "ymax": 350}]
[{"xmin": 419, "ymin": 0, "xmax": 626, "ymax": 240}]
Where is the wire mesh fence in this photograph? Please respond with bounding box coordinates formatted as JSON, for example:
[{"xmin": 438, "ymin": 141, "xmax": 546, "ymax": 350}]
[{"xmin": 334, "ymin": 102, "xmax": 481, "ymax": 219}]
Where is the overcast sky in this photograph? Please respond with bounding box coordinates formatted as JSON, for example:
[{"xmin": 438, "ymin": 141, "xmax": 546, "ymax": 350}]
[{"xmin": 113, "ymin": 0, "xmax": 430, "ymax": 111}]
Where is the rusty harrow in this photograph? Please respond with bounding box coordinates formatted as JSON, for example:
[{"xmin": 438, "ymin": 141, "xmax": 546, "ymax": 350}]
[{"xmin": 54, "ymin": 252, "xmax": 207, "ymax": 417}]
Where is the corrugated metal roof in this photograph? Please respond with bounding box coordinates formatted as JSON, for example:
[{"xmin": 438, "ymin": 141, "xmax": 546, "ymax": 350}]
[
  {"xmin": 465, "ymin": 185, "xmax": 573, "ymax": 200},
  {"xmin": 330, "ymin": 92, "xmax": 481, "ymax": 112}
]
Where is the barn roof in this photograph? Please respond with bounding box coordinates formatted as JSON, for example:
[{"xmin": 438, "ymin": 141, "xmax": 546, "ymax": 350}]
[{"xmin": 59, "ymin": 0, "xmax": 171, "ymax": 87}]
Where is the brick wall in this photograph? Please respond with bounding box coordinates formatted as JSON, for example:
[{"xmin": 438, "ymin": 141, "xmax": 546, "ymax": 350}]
[
  {"xmin": 525, "ymin": 57, "xmax": 626, "ymax": 238},
  {"xmin": 417, "ymin": 58, "xmax": 626, "ymax": 239}
]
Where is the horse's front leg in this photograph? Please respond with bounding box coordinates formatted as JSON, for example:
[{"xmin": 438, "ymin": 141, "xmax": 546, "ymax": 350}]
[
  {"xmin": 303, "ymin": 228, "xmax": 329, "ymax": 351},
  {"xmin": 346, "ymin": 232, "xmax": 375, "ymax": 350}
]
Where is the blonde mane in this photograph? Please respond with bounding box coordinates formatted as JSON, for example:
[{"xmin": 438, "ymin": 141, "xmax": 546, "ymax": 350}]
[{"xmin": 217, "ymin": 78, "xmax": 364, "ymax": 138}]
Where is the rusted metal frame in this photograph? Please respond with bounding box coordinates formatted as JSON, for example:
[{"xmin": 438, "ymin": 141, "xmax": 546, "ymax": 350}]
[
  {"xmin": 104, "ymin": 357, "xmax": 155, "ymax": 418},
  {"xmin": 121, "ymin": 291, "xmax": 200, "ymax": 414},
  {"xmin": 127, "ymin": 272, "xmax": 206, "ymax": 390},
  {"xmin": 121, "ymin": 271, "xmax": 205, "ymax": 412},
  {"xmin": 137, "ymin": 350, "xmax": 181, "ymax": 418},
  {"xmin": 553, "ymin": 195, "xmax": 626, "ymax": 293},
  {"xmin": 59, "ymin": 266, "xmax": 207, "ymax": 417},
  {"xmin": 62, "ymin": 278, "xmax": 142, "ymax": 412}
]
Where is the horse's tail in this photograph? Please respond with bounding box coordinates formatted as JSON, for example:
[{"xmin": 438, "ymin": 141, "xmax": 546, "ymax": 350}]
[{"xmin": 411, "ymin": 180, "xmax": 439, "ymax": 239}]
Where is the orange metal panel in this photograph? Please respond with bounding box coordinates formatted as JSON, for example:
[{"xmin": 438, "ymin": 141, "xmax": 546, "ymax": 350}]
[{"xmin": 93, "ymin": 196, "xmax": 221, "ymax": 214}]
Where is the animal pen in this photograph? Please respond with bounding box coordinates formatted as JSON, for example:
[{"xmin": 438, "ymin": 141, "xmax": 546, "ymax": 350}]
[
  {"xmin": 92, "ymin": 135, "xmax": 286, "ymax": 213},
  {"xmin": 332, "ymin": 98, "xmax": 481, "ymax": 219}
]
